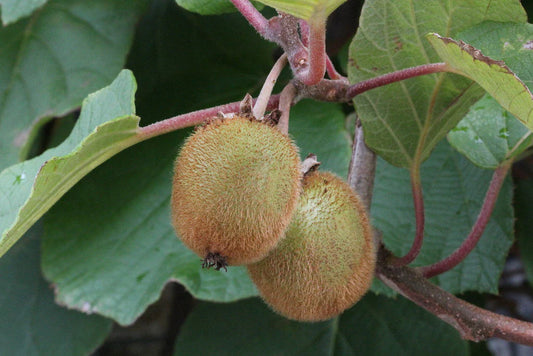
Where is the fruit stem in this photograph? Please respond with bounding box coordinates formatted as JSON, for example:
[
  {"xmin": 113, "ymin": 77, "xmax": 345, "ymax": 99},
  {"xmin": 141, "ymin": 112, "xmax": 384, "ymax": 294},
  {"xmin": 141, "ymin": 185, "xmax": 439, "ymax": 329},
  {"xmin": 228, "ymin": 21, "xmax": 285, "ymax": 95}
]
[
  {"xmin": 377, "ymin": 246, "xmax": 533, "ymax": 345},
  {"xmin": 137, "ymin": 95, "xmax": 280, "ymax": 140},
  {"xmin": 389, "ymin": 167, "xmax": 425, "ymax": 266},
  {"xmin": 418, "ymin": 162, "xmax": 511, "ymax": 278},
  {"xmin": 347, "ymin": 63, "xmax": 449, "ymax": 98},
  {"xmin": 229, "ymin": 0, "xmax": 270, "ymax": 39},
  {"xmin": 253, "ymin": 53, "xmax": 287, "ymax": 120},
  {"xmin": 278, "ymin": 82, "xmax": 297, "ymax": 135}
]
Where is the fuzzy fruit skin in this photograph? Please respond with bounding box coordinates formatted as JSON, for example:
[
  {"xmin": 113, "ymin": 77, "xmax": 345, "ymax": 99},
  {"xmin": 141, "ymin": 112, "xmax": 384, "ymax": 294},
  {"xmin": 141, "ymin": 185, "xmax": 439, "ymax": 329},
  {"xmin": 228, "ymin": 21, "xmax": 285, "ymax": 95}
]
[
  {"xmin": 171, "ymin": 116, "xmax": 301, "ymax": 266},
  {"xmin": 248, "ymin": 171, "xmax": 375, "ymax": 321}
]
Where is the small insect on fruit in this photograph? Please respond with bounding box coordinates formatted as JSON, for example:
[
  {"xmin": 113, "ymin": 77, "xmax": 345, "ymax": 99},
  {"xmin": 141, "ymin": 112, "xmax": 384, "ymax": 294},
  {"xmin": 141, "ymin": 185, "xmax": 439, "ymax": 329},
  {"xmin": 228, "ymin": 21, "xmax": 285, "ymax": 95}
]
[
  {"xmin": 248, "ymin": 170, "xmax": 376, "ymax": 321},
  {"xmin": 171, "ymin": 115, "xmax": 301, "ymax": 270}
]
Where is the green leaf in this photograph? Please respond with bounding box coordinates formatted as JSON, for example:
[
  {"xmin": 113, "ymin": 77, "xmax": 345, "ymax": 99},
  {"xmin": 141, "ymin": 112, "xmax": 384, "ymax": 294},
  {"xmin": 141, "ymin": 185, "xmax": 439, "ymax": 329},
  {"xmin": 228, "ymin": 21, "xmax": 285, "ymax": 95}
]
[
  {"xmin": 371, "ymin": 141, "xmax": 514, "ymax": 294},
  {"xmin": 0, "ymin": 225, "xmax": 112, "ymax": 356},
  {"xmin": 516, "ymin": 179, "xmax": 533, "ymax": 284},
  {"xmin": 173, "ymin": 295, "xmax": 467, "ymax": 355},
  {"xmin": 0, "ymin": 70, "xmax": 141, "ymax": 259},
  {"xmin": 290, "ymin": 99, "xmax": 352, "ymax": 177},
  {"xmin": 174, "ymin": 0, "xmax": 263, "ymax": 15},
  {"xmin": 446, "ymin": 22, "xmax": 533, "ymax": 166},
  {"xmin": 0, "ymin": 0, "xmax": 47, "ymax": 25},
  {"xmin": 427, "ymin": 32, "xmax": 533, "ymax": 131},
  {"xmin": 255, "ymin": 0, "xmax": 346, "ymax": 20},
  {"xmin": 335, "ymin": 294, "xmax": 468, "ymax": 355},
  {"xmin": 0, "ymin": 0, "xmax": 147, "ymax": 171},
  {"xmin": 448, "ymin": 94, "xmax": 532, "ymax": 169},
  {"xmin": 348, "ymin": 0, "xmax": 526, "ymax": 168}
]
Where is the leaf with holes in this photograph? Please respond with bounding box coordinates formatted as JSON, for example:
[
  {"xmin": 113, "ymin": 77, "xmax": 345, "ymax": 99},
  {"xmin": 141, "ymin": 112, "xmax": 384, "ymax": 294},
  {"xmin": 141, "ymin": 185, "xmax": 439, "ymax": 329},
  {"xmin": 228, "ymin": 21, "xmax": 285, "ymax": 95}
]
[
  {"xmin": 448, "ymin": 95, "xmax": 532, "ymax": 169},
  {"xmin": 427, "ymin": 32, "xmax": 533, "ymax": 131}
]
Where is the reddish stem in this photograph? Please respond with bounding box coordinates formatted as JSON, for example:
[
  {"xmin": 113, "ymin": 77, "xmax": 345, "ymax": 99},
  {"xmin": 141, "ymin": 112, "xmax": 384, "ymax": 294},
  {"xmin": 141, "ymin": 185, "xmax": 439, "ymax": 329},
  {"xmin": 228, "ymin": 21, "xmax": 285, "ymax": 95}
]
[
  {"xmin": 138, "ymin": 95, "xmax": 280, "ymax": 140},
  {"xmin": 298, "ymin": 19, "xmax": 326, "ymax": 85},
  {"xmin": 347, "ymin": 63, "xmax": 449, "ymax": 98},
  {"xmin": 390, "ymin": 168, "xmax": 425, "ymax": 266},
  {"xmin": 419, "ymin": 163, "xmax": 511, "ymax": 278},
  {"xmin": 230, "ymin": 0, "xmax": 269, "ymax": 39},
  {"xmin": 325, "ymin": 56, "xmax": 345, "ymax": 80}
]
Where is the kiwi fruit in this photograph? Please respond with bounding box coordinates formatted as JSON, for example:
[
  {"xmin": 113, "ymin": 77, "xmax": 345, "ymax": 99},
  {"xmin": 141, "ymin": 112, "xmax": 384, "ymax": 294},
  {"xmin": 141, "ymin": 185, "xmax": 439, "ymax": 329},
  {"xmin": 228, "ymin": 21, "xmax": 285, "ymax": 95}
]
[
  {"xmin": 171, "ymin": 115, "xmax": 301, "ymax": 269},
  {"xmin": 247, "ymin": 171, "xmax": 375, "ymax": 321}
]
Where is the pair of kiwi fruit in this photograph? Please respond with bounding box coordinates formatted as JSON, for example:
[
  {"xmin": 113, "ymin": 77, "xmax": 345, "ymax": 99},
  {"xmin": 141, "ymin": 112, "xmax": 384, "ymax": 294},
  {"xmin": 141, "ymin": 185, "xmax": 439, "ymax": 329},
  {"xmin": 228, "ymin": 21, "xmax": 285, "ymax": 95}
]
[{"xmin": 171, "ymin": 114, "xmax": 376, "ymax": 321}]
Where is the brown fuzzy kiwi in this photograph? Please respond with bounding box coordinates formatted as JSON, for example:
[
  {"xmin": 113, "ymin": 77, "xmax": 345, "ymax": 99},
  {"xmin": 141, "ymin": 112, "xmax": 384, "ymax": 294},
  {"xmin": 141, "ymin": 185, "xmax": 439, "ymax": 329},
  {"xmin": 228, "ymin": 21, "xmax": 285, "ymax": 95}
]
[
  {"xmin": 247, "ymin": 171, "xmax": 376, "ymax": 321},
  {"xmin": 171, "ymin": 115, "xmax": 301, "ymax": 268}
]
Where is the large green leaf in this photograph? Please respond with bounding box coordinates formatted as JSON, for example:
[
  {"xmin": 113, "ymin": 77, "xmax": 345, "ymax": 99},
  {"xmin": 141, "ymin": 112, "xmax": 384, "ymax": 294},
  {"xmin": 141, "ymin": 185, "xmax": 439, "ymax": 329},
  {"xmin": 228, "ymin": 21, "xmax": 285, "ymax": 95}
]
[
  {"xmin": 348, "ymin": 0, "xmax": 526, "ymax": 168},
  {"xmin": 255, "ymin": 0, "xmax": 346, "ymax": 21},
  {"xmin": 0, "ymin": 0, "xmax": 47, "ymax": 24},
  {"xmin": 427, "ymin": 32, "xmax": 533, "ymax": 131},
  {"xmin": 371, "ymin": 140, "xmax": 513, "ymax": 294},
  {"xmin": 0, "ymin": 70, "xmax": 140, "ymax": 259},
  {"xmin": 448, "ymin": 94, "xmax": 532, "ymax": 168},
  {"xmin": 0, "ymin": 225, "xmax": 112, "ymax": 356},
  {"xmin": 0, "ymin": 0, "xmax": 146, "ymax": 171},
  {"xmin": 173, "ymin": 295, "xmax": 467, "ymax": 355}
]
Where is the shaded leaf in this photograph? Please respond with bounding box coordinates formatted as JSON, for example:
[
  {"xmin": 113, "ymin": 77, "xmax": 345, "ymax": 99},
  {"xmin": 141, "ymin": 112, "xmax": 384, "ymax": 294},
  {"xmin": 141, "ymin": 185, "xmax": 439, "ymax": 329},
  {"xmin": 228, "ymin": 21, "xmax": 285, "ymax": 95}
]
[
  {"xmin": 173, "ymin": 295, "xmax": 467, "ymax": 355},
  {"xmin": 289, "ymin": 99, "xmax": 352, "ymax": 177},
  {"xmin": 516, "ymin": 179, "xmax": 533, "ymax": 283},
  {"xmin": 0, "ymin": 0, "xmax": 47, "ymax": 25},
  {"xmin": 448, "ymin": 94, "xmax": 532, "ymax": 169},
  {"xmin": 0, "ymin": 70, "xmax": 140, "ymax": 259},
  {"xmin": 348, "ymin": 0, "xmax": 526, "ymax": 168},
  {"xmin": 256, "ymin": 0, "xmax": 346, "ymax": 21},
  {"xmin": 0, "ymin": 0, "xmax": 146, "ymax": 170},
  {"xmin": 371, "ymin": 141, "xmax": 513, "ymax": 294},
  {"xmin": 335, "ymin": 294, "xmax": 468, "ymax": 355},
  {"xmin": 0, "ymin": 224, "xmax": 111, "ymax": 356},
  {"xmin": 427, "ymin": 32, "xmax": 533, "ymax": 131}
]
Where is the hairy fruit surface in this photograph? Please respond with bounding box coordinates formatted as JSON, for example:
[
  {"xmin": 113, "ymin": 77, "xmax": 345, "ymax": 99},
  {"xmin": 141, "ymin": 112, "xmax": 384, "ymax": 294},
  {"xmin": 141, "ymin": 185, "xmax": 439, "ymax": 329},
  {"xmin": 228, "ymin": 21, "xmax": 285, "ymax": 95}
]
[
  {"xmin": 171, "ymin": 116, "xmax": 301, "ymax": 267},
  {"xmin": 248, "ymin": 171, "xmax": 376, "ymax": 321}
]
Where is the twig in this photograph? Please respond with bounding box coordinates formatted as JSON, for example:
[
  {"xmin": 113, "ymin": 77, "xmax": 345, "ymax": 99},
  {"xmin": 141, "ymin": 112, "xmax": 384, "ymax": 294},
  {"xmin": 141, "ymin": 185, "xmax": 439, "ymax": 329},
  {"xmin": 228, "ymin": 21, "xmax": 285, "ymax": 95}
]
[
  {"xmin": 347, "ymin": 119, "xmax": 376, "ymax": 211},
  {"xmin": 138, "ymin": 95, "xmax": 280, "ymax": 140},
  {"xmin": 347, "ymin": 63, "xmax": 449, "ymax": 98},
  {"xmin": 297, "ymin": 19, "xmax": 326, "ymax": 85},
  {"xmin": 419, "ymin": 162, "xmax": 511, "ymax": 278},
  {"xmin": 253, "ymin": 54, "xmax": 287, "ymax": 119},
  {"xmin": 277, "ymin": 83, "xmax": 297, "ymax": 135},
  {"xmin": 377, "ymin": 247, "xmax": 533, "ymax": 345}
]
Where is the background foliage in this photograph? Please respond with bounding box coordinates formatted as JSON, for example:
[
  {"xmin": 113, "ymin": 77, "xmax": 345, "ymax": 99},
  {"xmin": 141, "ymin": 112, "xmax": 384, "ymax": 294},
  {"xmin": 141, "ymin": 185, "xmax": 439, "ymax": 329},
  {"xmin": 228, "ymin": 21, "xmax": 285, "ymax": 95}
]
[{"xmin": 1, "ymin": 0, "xmax": 532, "ymax": 354}]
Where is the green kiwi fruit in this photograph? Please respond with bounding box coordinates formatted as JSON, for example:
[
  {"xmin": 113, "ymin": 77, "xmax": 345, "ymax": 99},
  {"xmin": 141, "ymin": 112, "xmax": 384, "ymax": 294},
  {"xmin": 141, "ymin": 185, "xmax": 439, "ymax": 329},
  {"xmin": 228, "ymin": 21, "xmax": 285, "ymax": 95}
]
[
  {"xmin": 247, "ymin": 171, "xmax": 375, "ymax": 321},
  {"xmin": 171, "ymin": 115, "xmax": 301, "ymax": 269}
]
